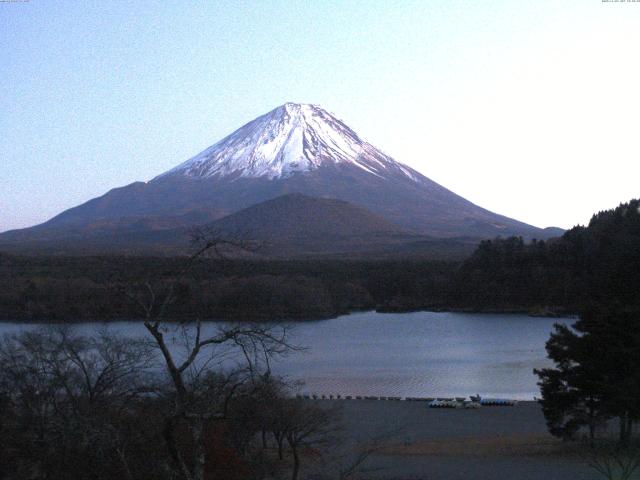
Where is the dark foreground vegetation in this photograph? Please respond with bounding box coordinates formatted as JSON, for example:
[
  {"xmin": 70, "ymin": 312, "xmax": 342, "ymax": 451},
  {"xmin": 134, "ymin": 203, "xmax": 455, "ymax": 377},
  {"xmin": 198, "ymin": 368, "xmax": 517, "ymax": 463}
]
[
  {"xmin": 2, "ymin": 199, "xmax": 639, "ymax": 322},
  {"xmin": 0, "ymin": 326, "xmax": 357, "ymax": 480}
]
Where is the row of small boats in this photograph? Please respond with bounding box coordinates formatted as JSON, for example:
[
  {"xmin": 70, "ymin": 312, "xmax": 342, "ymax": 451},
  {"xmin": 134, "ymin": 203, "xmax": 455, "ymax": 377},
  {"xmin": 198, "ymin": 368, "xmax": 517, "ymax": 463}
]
[{"xmin": 429, "ymin": 398, "xmax": 517, "ymax": 408}]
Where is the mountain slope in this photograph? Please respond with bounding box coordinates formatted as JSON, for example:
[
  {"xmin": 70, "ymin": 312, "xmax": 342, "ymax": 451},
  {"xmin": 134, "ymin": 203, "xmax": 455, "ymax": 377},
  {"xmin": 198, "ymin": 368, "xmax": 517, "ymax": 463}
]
[
  {"xmin": 0, "ymin": 194, "xmax": 478, "ymax": 259},
  {"xmin": 207, "ymin": 193, "xmax": 404, "ymax": 240},
  {"xmin": 0, "ymin": 103, "xmax": 561, "ymax": 248},
  {"xmin": 200, "ymin": 193, "xmax": 471, "ymax": 258}
]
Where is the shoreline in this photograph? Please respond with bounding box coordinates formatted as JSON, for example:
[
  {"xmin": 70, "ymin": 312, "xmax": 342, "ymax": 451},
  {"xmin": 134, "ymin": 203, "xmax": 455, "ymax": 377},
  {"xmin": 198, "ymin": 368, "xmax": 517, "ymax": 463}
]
[
  {"xmin": 299, "ymin": 396, "xmax": 539, "ymax": 404},
  {"xmin": 0, "ymin": 306, "xmax": 578, "ymax": 324}
]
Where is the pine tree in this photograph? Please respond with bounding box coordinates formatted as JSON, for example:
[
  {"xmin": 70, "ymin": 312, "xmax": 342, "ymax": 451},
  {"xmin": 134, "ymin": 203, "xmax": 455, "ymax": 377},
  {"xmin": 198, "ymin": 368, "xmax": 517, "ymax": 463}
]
[{"xmin": 535, "ymin": 199, "xmax": 640, "ymax": 444}]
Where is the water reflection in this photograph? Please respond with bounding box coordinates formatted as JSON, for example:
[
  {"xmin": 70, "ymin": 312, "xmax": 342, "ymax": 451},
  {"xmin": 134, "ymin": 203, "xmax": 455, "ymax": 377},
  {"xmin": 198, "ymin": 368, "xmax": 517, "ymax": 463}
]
[{"xmin": 0, "ymin": 311, "xmax": 573, "ymax": 399}]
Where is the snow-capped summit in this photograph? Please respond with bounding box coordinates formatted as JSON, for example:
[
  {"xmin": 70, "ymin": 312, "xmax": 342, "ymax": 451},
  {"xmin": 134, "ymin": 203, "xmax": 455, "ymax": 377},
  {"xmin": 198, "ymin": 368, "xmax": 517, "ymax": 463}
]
[{"xmin": 159, "ymin": 102, "xmax": 418, "ymax": 181}]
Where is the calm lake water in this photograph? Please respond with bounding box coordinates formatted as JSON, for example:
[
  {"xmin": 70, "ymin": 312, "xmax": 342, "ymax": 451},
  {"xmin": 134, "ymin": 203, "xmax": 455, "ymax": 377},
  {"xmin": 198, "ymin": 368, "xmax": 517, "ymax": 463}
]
[{"xmin": 0, "ymin": 311, "xmax": 573, "ymax": 400}]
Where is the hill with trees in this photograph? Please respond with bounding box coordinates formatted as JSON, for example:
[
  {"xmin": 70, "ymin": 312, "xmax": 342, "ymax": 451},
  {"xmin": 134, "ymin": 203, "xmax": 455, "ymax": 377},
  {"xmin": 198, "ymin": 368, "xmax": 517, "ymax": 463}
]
[{"xmin": 450, "ymin": 199, "xmax": 640, "ymax": 315}]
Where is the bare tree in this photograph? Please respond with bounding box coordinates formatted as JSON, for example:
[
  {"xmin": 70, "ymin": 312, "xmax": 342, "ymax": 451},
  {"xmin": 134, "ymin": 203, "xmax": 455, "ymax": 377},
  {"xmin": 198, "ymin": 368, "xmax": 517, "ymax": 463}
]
[
  {"xmin": 280, "ymin": 400, "xmax": 339, "ymax": 480},
  {"xmin": 0, "ymin": 327, "xmax": 159, "ymax": 480},
  {"xmin": 337, "ymin": 432, "xmax": 397, "ymax": 480},
  {"xmin": 121, "ymin": 234, "xmax": 298, "ymax": 480},
  {"xmin": 585, "ymin": 442, "xmax": 640, "ymax": 480}
]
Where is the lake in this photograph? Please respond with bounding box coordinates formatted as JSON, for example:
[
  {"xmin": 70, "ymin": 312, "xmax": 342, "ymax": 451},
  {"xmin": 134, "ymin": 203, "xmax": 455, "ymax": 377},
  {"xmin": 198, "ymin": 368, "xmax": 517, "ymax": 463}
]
[{"xmin": 0, "ymin": 311, "xmax": 573, "ymax": 400}]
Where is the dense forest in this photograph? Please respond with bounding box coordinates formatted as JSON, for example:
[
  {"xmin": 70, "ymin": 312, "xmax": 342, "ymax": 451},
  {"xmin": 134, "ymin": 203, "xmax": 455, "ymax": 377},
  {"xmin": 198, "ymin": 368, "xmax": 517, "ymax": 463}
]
[
  {"xmin": 0, "ymin": 199, "xmax": 638, "ymax": 322},
  {"xmin": 454, "ymin": 198, "xmax": 640, "ymax": 314},
  {"xmin": 0, "ymin": 255, "xmax": 456, "ymax": 321}
]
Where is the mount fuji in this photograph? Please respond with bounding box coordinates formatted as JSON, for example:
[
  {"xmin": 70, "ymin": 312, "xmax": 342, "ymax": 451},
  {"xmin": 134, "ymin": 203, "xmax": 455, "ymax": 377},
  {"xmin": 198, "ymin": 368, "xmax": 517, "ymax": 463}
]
[{"xmin": 0, "ymin": 103, "xmax": 562, "ymax": 255}]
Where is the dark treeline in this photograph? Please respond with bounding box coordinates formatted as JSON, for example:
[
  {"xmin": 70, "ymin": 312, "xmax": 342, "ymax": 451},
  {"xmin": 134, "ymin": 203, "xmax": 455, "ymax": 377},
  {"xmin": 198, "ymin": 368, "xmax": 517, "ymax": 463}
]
[
  {"xmin": 451, "ymin": 235, "xmax": 586, "ymax": 315},
  {"xmin": 1, "ymin": 199, "xmax": 638, "ymax": 322},
  {"xmin": 0, "ymin": 255, "xmax": 456, "ymax": 321},
  {"xmin": 453, "ymin": 199, "xmax": 640, "ymax": 315}
]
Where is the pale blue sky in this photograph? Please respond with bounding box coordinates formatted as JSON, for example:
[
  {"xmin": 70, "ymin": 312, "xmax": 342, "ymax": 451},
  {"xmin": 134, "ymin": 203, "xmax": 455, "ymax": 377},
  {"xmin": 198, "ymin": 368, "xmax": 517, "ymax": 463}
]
[{"xmin": 2, "ymin": 1, "xmax": 639, "ymax": 232}]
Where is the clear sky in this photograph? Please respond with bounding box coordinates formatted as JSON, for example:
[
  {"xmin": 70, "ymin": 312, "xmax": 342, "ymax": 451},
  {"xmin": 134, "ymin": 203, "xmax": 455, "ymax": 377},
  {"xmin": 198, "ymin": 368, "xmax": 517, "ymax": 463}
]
[{"xmin": 1, "ymin": 0, "xmax": 639, "ymax": 232}]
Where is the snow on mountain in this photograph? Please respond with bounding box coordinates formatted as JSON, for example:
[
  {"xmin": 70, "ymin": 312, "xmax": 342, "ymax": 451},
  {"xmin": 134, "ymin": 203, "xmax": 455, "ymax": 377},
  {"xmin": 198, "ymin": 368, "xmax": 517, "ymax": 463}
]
[{"xmin": 159, "ymin": 103, "xmax": 419, "ymax": 181}]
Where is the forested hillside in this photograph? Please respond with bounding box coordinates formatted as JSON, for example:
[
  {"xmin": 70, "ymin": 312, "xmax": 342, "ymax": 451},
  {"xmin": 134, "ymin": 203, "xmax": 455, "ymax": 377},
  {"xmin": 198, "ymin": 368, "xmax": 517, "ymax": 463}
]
[
  {"xmin": 1, "ymin": 199, "xmax": 637, "ymax": 322},
  {"xmin": 452, "ymin": 199, "xmax": 640, "ymax": 315}
]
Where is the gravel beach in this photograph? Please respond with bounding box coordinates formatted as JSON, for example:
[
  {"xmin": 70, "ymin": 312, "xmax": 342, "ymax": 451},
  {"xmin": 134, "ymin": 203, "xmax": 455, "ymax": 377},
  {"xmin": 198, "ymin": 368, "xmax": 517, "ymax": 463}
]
[{"xmin": 319, "ymin": 399, "xmax": 599, "ymax": 480}]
